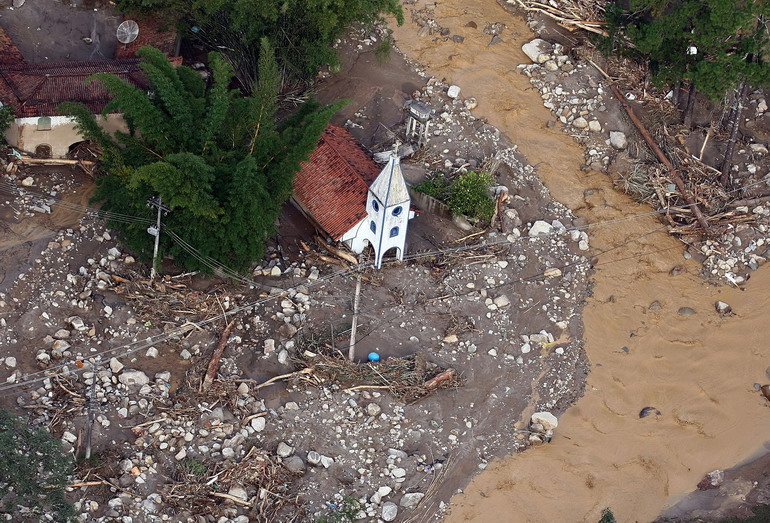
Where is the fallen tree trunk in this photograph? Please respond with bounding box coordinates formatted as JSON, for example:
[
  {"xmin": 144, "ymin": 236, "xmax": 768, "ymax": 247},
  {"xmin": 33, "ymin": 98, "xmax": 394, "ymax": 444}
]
[
  {"xmin": 315, "ymin": 237, "xmax": 358, "ymax": 265},
  {"xmin": 201, "ymin": 320, "xmax": 236, "ymax": 392},
  {"xmin": 609, "ymin": 84, "xmax": 711, "ymax": 234},
  {"xmin": 423, "ymin": 368, "xmax": 456, "ymax": 390}
]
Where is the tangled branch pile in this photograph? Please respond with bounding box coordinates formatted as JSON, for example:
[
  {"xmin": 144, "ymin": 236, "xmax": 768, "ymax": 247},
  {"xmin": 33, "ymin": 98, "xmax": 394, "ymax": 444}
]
[
  {"xmin": 513, "ymin": 0, "xmax": 608, "ymax": 35},
  {"xmin": 164, "ymin": 448, "xmax": 299, "ymax": 521},
  {"xmin": 302, "ymin": 352, "xmax": 458, "ymax": 403}
]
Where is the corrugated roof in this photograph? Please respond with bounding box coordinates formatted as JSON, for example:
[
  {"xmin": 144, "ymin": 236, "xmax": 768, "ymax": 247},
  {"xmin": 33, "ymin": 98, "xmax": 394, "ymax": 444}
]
[{"xmin": 293, "ymin": 125, "xmax": 380, "ymax": 240}]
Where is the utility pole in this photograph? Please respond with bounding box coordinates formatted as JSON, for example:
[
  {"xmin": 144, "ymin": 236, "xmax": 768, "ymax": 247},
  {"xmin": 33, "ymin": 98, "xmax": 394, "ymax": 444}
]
[
  {"xmin": 147, "ymin": 196, "xmax": 170, "ymax": 280},
  {"xmin": 85, "ymin": 365, "xmax": 97, "ymax": 460},
  {"xmin": 348, "ymin": 271, "xmax": 362, "ymax": 362}
]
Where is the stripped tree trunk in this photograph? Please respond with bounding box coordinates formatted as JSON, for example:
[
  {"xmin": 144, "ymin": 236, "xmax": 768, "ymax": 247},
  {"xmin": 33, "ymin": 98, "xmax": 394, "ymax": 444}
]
[
  {"xmin": 683, "ymin": 82, "xmax": 697, "ymax": 127},
  {"xmin": 720, "ymin": 82, "xmax": 749, "ymax": 187},
  {"xmin": 672, "ymin": 80, "xmax": 682, "ymax": 108}
]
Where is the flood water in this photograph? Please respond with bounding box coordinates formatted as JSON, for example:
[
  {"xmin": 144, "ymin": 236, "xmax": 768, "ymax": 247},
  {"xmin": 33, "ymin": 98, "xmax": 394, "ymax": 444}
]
[{"xmin": 390, "ymin": 1, "xmax": 770, "ymax": 521}]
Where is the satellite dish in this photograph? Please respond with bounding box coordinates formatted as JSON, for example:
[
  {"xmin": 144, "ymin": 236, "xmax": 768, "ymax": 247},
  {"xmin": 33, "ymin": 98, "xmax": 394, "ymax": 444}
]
[{"xmin": 117, "ymin": 20, "xmax": 140, "ymax": 45}]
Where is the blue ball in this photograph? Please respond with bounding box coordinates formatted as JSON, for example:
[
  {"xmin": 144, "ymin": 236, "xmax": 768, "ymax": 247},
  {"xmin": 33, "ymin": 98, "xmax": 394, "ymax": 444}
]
[{"xmin": 367, "ymin": 352, "xmax": 381, "ymax": 363}]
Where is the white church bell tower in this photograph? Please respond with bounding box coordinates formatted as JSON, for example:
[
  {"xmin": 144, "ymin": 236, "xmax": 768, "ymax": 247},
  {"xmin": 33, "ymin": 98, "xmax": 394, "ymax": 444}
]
[{"xmin": 364, "ymin": 153, "xmax": 411, "ymax": 269}]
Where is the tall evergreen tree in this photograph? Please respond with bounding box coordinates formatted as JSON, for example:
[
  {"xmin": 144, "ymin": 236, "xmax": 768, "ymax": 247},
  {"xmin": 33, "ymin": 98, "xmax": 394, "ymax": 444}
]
[
  {"xmin": 627, "ymin": 0, "xmax": 770, "ymax": 101},
  {"xmin": 61, "ymin": 42, "xmax": 341, "ymax": 273}
]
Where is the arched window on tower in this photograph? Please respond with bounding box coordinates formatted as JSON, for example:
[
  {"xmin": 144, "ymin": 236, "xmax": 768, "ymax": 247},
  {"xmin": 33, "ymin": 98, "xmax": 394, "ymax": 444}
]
[
  {"xmin": 370, "ymin": 221, "xmax": 376, "ymax": 233},
  {"xmin": 392, "ymin": 206, "xmax": 403, "ymax": 217},
  {"xmin": 390, "ymin": 226, "xmax": 399, "ymax": 238},
  {"xmin": 372, "ymin": 200, "xmax": 379, "ymax": 212}
]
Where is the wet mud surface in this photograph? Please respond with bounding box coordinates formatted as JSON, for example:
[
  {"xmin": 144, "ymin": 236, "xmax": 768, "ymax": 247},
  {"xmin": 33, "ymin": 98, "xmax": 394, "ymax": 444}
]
[{"xmin": 389, "ymin": 1, "xmax": 770, "ymax": 521}]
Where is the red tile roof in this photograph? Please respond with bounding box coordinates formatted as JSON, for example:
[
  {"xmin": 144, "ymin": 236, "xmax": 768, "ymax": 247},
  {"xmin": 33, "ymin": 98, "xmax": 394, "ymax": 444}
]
[
  {"xmin": 0, "ymin": 60, "xmax": 147, "ymax": 117},
  {"xmin": 293, "ymin": 125, "xmax": 380, "ymax": 240},
  {"xmin": 0, "ymin": 20, "xmax": 179, "ymax": 118},
  {"xmin": 0, "ymin": 28, "xmax": 23, "ymax": 65}
]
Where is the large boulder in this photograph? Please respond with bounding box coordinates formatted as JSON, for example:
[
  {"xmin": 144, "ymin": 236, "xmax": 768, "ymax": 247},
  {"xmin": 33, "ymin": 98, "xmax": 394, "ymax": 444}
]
[
  {"xmin": 528, "ymin": 220, "xmax": 554, "ymax": 237},
  {"xmin": 521, "ymin": 39, "xmax": 552, "ymax": 63},
  {"xmin": 118, "ymin": 370, "xmax": 150, "ymax": 387},
  {"xmin": 531, "ymin": 411, "xmax": 558, "ymax": 431}
]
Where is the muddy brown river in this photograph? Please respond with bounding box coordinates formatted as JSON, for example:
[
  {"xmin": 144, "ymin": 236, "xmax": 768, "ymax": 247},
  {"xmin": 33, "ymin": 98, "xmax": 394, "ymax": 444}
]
[{"xmin": 391, "ymin": 1, "xmax": 770, "ymax": 521}]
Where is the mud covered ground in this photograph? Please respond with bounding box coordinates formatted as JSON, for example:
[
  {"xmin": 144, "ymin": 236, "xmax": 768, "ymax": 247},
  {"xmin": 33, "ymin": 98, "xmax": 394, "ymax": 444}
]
[{"xmin": 0, "ymin": 23, "xmax": 595, "ymax": 523}]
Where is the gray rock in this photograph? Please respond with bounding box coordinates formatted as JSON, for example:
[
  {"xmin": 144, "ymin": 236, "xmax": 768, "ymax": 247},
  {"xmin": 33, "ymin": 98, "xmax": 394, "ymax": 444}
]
[
  {"xmin": 21, "ymin": 176, "xmax": 34, "ymax": 187},
  {"xmin": 572, "ymin": 117, "xmax": 588, "ymax": 130},
  {"xmin": 588, "ymin": 120, "xmax": 602, "ymax": 132},
  {"xmin": 530, "ymin": 411, "xmax": 558, "ymax": 431},
  {"xmin": 528, "ymin": 220, "xmax": 554, "ymax": 237},
  {"xmin": 381, "ymin": 502, "xmax": 399, "ymax": 522},
  {"xmin": 677, "ymin": 307, "xmax": 697, "ymax": 317},
  {"xmin": 283, "ymin": 455, "xmax": 306, "ymax": 474},
  {"xmin": 110, "ymin": 358, "xmax": 123, "ymax": 374},
  {"xmin": 609, "ymin": 131, "xmax": 627, "ymax": 150},
  {"xmin": 53, "ymin": 329, "xmax": 70, "ymax": 339},
  {"xmin": 277, "ymin": 442, "xmax": 293, "ymax": 458},
  {"xmin": 237, "ymin": 382, "xmax": 250, "ymax": 396},
  {"xmin": 307, "ymin": 450, "xmax": 322, "ymax": 466},
  {"xmin": 222, "ymin": 447, "xmax": 236, "ymax": 459},
  {"xmin": 521, "ymin": 38, "xmax": 551, "ymax": 63},
  {"xmin": 119, "ymin": 370, "xmax": 150, "ymax": 387},
  {"xmin": 501, "ymin": 208, "xmax": 522, "ymax": 233},
  {"xmin": 51, "ymin": 340, "xmax": 70, "ymax": 352},
  {"xmin": 145, "ymin": 347, "xmax": 158, "ymax": 358},
  {"xmin": 228, "ymin": 486, "xmax": 248, "ymax": 501},
  {"xmin": 250, "ymin": 417, "xmax": 266, "ymax": 432},
  {"xmin": 715, "ymin": 301, "xmax": 732, "ymax": 315},
  {"xmin": 493, "ymin": 295, "xmax": 511, "ymax": 308},
  {"xmin": 366, "ymin": 403, "xmax": 382, "ymax": 417},
  {"xmin": 447, "ymin": 85, "xmax": 461, "ymax": 99},
  {"xmin": 67, "ymin": 316, "xmax": 87, "ymax": 331},
  {"xmin": 400, "ymin": 492, "xmax": 425, "ymax": 510}
]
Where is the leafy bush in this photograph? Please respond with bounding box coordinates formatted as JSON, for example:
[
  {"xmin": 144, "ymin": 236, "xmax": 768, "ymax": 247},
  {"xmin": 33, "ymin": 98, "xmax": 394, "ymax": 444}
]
[
  {"xmin": 0, "ymin": 105, "xmax": 14, "ymax": 141},
  {"xmin": 448, "ymin": 171, "xmax": 495, "ymax": 223},
  {"xmin": 0, "ymin": 410, "xmax": 74, "ymax": 521},
  {"xmin": 415, "ymin": 175, "xmax": 451, "ymax": 201}
]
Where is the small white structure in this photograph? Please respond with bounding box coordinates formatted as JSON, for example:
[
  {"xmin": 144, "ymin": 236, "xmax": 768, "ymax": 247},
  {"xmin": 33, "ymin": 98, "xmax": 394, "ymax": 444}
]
[
  {"xmin": 292, "ymin": 125, "xmax": 414, "ymax": 269},
  {"xmin": 405, "ymin": 100, "xmax": 432, "ymax": 147},
  {"xmin": 344, "ymin": 154, "xmax": 411, "ymax": 268}
]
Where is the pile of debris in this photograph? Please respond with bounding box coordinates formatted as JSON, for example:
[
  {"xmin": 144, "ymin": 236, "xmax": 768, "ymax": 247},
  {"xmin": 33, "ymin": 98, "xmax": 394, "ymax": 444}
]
[{"xmin": 517, "ymin": 35, "xmax": 770, "ymax": 283}]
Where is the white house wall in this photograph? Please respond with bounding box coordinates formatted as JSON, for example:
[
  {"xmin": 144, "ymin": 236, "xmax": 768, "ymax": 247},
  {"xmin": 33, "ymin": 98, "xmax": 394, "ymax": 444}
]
[{"xmin": 4, "ymin": 113, "xmax": 128, "ymax": 158}]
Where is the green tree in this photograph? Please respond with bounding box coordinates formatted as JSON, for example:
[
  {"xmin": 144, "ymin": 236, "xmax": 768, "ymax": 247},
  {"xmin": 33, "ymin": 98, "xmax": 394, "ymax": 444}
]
[
  {"xmin": 0, "ymin": 410, "xmax": 75, "ymax": 521},
  {"xmin": 61, "ymin": 43, "xmax": 341, "ymax": 273},
  {"xmin": 115, "ymin": 0, "xmax": 404, "ymax": 89},
  {"xmin": 0, "ymin": 105, "xmax": 13, "ymax": 141},
  {"xmin": 627, "ymin": 0, "xmax": 770, "ymax": 100}
]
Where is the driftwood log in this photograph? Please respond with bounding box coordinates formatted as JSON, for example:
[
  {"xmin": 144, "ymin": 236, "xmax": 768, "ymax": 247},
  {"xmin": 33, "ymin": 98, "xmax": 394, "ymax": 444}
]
[
  {"xmin": 201, "ymin": 320, "xmax": 236, "ymax": 392},
  {"xmin": 608, "ymin": 84, "xmax": 712, "ymax": 234}
]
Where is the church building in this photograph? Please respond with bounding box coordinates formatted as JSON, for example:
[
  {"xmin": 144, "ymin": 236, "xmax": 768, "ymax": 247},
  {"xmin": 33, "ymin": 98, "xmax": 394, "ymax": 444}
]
[{"xmin": 292, "ymin": 125, "xmax": 413, "ymax": 269}]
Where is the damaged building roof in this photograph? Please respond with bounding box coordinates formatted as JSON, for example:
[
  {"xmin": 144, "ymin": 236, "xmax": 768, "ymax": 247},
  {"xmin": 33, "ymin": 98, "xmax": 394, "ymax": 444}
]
[
  {"xmin": 293, "ymin": 125, "xmax": 381, "ymax": 240},
  {"xmin": 0, "ymin": 13, "xmax": 177, "ymax": 118}
]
